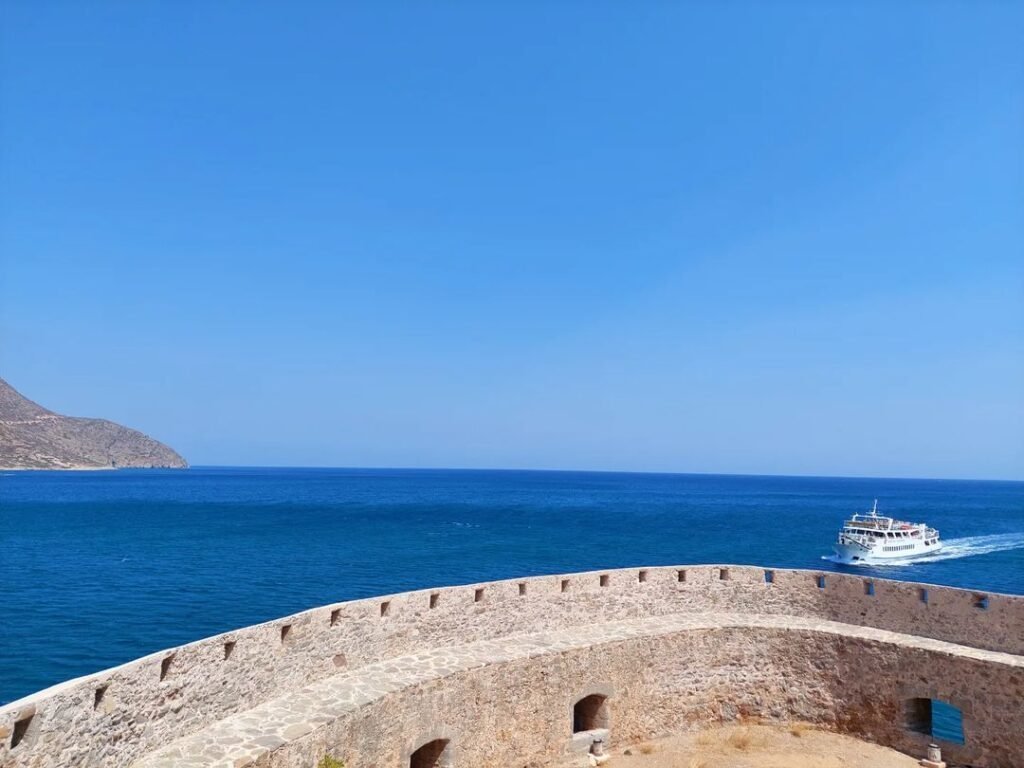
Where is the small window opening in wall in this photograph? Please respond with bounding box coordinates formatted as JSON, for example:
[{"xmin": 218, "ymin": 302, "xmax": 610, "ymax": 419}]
[
  {"xmin": 974, "ymin": 594, "xmax": 989, "ymax": 610},
  {"xmin": 816, "ymin": 575, "xmax": 826, "ymax": 589},
  {"xmin": 160, "ymin": 654, "xmax": 174, "ymax": 681},
  {"xmin": 919, "ymin": 588, "xmax": 929, "ymax": 604},
  {"xmin": 561, "ymin": 579, "xmax": 570, "ymax": 593},
  {"xmin": 409, "ymin": 738, "xmax": 452, "ymax": 768},
  {"xmin": 280, "ymin": 624, "xmax": 292, "ymax": 644},
  {"xmin": 864, "ymin": 581, "xmax": 875, "ymax": 596},
  {"xmin": 906, "ymin": 697, "xmax": 930, "ymax": 734},
  {"xmin": 474, "ymin": 588, "xmax": 484, "ymax": 603},
  {"xmin": 330, "ymin": 609, "xmax": 341, "ymax": 626},
  {"xmin": 638, "ymin": 570, "xmax": 648, "ymax": 583},
  {"xmin": 573, "ymin": 694, "xmax": 610, "ymax": 734},
  {"xmin": 380, "ymin": 601, "xmax": 391, "ymax": 617},
  {"xmin": 11, "ymin": 712, "xmax": 33, "ymax": 749},
  {"xmin": 94, "ymin": 684, "xmax": 108, "ymax": 710},
  {"xmin": 223, "ymin": 641, "xmax": 236, "ymax": 661},
  {"xmin": 429, "ymin": 593, "xmax": 440, "ymax": 609},
  {"xmin": 677, "ymin": 569, "xmax": 686, "ymax": 583},
  {"xmin": 905, "ymin": 698, "xmax": 965, "ymax": 745},
  {"xmin": 764, "ymin": 570, "xmax": 774, "ymax": 584},
  {"xmin": 518, "ymin": 582, "xmax": 527, "ymax": 596},
  {"xmin": 599, "ymin": 574, "xmax": 609, "ymax": 587},
  {"xmin": 333, "ymin": 653, "xmax": 347, "ymax": 669},
  {"xmin": 719, "ymin": 568, "xmax": 730, "ymax": 581}
]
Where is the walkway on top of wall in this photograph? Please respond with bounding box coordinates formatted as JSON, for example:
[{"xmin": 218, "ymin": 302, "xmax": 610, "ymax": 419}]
[{"xmin": 131, "ymin": 611, "xmax": 1024, "ymax": 768}]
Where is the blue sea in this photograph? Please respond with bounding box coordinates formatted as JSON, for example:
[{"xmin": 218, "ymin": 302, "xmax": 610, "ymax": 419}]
[{"xmin": 1, "ymin": 467, "xmax": 1022, "ymax": 706}]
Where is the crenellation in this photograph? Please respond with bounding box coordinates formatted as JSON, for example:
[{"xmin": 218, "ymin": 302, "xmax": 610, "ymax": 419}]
[{"xmin": 1, "ymin": 565, "xmax": 1022, "ymax": 768}]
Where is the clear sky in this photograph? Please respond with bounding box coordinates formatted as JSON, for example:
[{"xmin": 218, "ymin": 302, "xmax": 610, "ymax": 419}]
[{"xmin": 2, "ymin": 2, "xmax": 1022, "ymax": 480}]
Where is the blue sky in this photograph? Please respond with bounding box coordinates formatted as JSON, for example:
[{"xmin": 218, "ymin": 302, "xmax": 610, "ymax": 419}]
[{"xmin": 2, "ymin": 2, "xmax": 1022, "ymax": 479}]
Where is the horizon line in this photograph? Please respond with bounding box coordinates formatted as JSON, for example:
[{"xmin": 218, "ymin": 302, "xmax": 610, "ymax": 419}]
[{"xmin": 182, "ymin": 464, "xmax": 1024, "ymax": 485}]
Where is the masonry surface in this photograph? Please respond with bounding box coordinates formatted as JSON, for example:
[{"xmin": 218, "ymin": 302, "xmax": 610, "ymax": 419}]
[{"xmin": 1, "ymin": 566, "xmax": 1022, "ymax": 768}]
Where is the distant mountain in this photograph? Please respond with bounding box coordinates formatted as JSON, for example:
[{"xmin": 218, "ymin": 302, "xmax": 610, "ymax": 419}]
[{"xmin": 0, "ymin": 377, "xmax": 187, "ymax": 470}]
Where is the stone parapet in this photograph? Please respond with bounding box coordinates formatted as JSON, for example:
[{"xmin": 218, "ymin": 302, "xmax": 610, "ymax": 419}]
[{"xmin": 1, "ymin": 566, "xmax": 1022, "ymax": 768}]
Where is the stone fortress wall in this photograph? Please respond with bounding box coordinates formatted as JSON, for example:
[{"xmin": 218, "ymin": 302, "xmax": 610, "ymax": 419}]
[{"xmin": 1, "ymin": 566, "xmax": 1022, "ymax": 768}]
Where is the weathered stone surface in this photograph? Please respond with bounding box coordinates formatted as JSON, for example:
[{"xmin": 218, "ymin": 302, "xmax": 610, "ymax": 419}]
[{"xmin": 1, "ymin": 566, "xmax": 1021, "ymax": 768}]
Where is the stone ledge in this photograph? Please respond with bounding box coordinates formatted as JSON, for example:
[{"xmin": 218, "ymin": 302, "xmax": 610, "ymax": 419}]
[{"xmin": 130, "ymin": 612, "xmax": 1024, "ymax": 768}]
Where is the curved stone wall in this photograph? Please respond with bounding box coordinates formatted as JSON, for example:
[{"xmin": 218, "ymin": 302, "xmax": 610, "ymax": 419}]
[{"xmin": 1, "ymin": 566, "xmax": 1022, "ymax": 768}]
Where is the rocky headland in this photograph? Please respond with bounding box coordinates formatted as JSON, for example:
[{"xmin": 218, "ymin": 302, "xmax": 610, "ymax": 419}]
[{"xmin": 0, "ymin": 377, "xmax": 187, "ymax": 470}]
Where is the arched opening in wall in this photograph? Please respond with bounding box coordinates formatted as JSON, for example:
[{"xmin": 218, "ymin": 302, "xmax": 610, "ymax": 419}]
[
  {"xmin": 410, "ymin": 738, "xmax": 452, "ymax": 768},
  {"xmin": 573, "ymin": 694, "xmax": 609, "ymax": 734},
  {"xmin": 905, "ymin": 698, "xmax": 965, "ymax": 745}
]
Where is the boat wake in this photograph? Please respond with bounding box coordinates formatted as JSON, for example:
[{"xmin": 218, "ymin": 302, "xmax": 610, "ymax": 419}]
[{"xmin": 822, "ymin": 533, "xmax": 1024, "ymax": 567}]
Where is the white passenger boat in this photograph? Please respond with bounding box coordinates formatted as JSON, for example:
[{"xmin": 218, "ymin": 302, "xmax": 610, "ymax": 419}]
[{"xmin": 833, "ymin": 500, "xmax": 941, "ymax": 564}]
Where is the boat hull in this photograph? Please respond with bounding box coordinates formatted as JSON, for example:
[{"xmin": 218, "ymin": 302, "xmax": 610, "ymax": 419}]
[{"xmin": 833, "ymin": 540, "xmax": 943, "ymax": 564}]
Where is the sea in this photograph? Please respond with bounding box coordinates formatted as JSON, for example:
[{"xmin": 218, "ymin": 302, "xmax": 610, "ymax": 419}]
[{"xmin": 1, "ymin": 467, "xmax": 1022, "ymax": 707}]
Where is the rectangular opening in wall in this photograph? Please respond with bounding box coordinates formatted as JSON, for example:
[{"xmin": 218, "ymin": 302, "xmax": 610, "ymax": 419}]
[
  {"xmin": 11, "ymin": 713, "xmax": 33, "ymax": 749},
  {"xmin": 638, "ymin": 569, "xmax": 648, "ymax": 583},
  {"xmin": 764, "ymin": 570, "xmax": 774, "ymax": 584},
  {"xmin": 94, "ymin": 685, "xmax": 108, "ymax": 710},
  {"xmin": 429, "ymin": 592, "xmax": 440, "ymax": 609},
  {"xmin": 223, "ymin": 641, "xmax": 236, "ymax": 661},
  {"xmin": 919, "ymin": 588, "xmax": 929, "ymax": 604},
  {"xmin": 719, "ymin": 568, "xmax": 729, "ymax": 581},
  {"xmin": 474, "ymin": 588, "xmax": 484, "ymax": 603},
  {"xmin": 380, "ymin": 601, "xmax": 391, "ymax": 617},
  {"xmin": 974, "ymin": 594, "xmax": 989, "ymax": 610},
  {"xmin": 330, "ymin": 609, "xmax": 341, "ymax": 626},
  {"xmin": 599, "ymin": 574, "xmax": 609, "ymax": 587},
  {"xmin": 905, "ymin": 697, "xmax": 931, "ymax": 735},
  {"xmin": 160, "ymin": 654, "xmax": 174, "ymax": 681},
  {"xmin": 280, "ymin": 624, "xmax": 292, "ymax": 644},
  {"xmin": 561, "ymin": 579, "xmax": 570, "ymax": 593},
  {"xmin": 518, "ymin": 582, "xmax": 527, "ymax": 596},
  {"xmin": 864, "ymin": 581, "xmax": 875, "ymax": 596},
  {"xmin": 816, "ymin": 575, "xmax": 826, "ymax": 590},
  {"xmin": 677, "ymin": 569, "xmax": 686, "ymax": 583},
  {"xmin": 905, "ymin": 698, "xmax": 965, "ymax": 745}
]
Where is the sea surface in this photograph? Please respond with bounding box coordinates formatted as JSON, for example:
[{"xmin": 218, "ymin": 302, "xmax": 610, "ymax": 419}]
[{"xmin": 1, "ymin": 467, "xmax": 1022, "ymax": 705}]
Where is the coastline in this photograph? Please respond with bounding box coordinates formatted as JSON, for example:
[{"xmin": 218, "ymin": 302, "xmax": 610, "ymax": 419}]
[{"xmin": 0, "ymin": 464, "xmax": 188, "ymax": 471}]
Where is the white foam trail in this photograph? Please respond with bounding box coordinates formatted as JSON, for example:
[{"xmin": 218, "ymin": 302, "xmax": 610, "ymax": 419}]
[{"xmin": 822, "ymin": 533, "xmax": 1024, "ymax": 567}]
